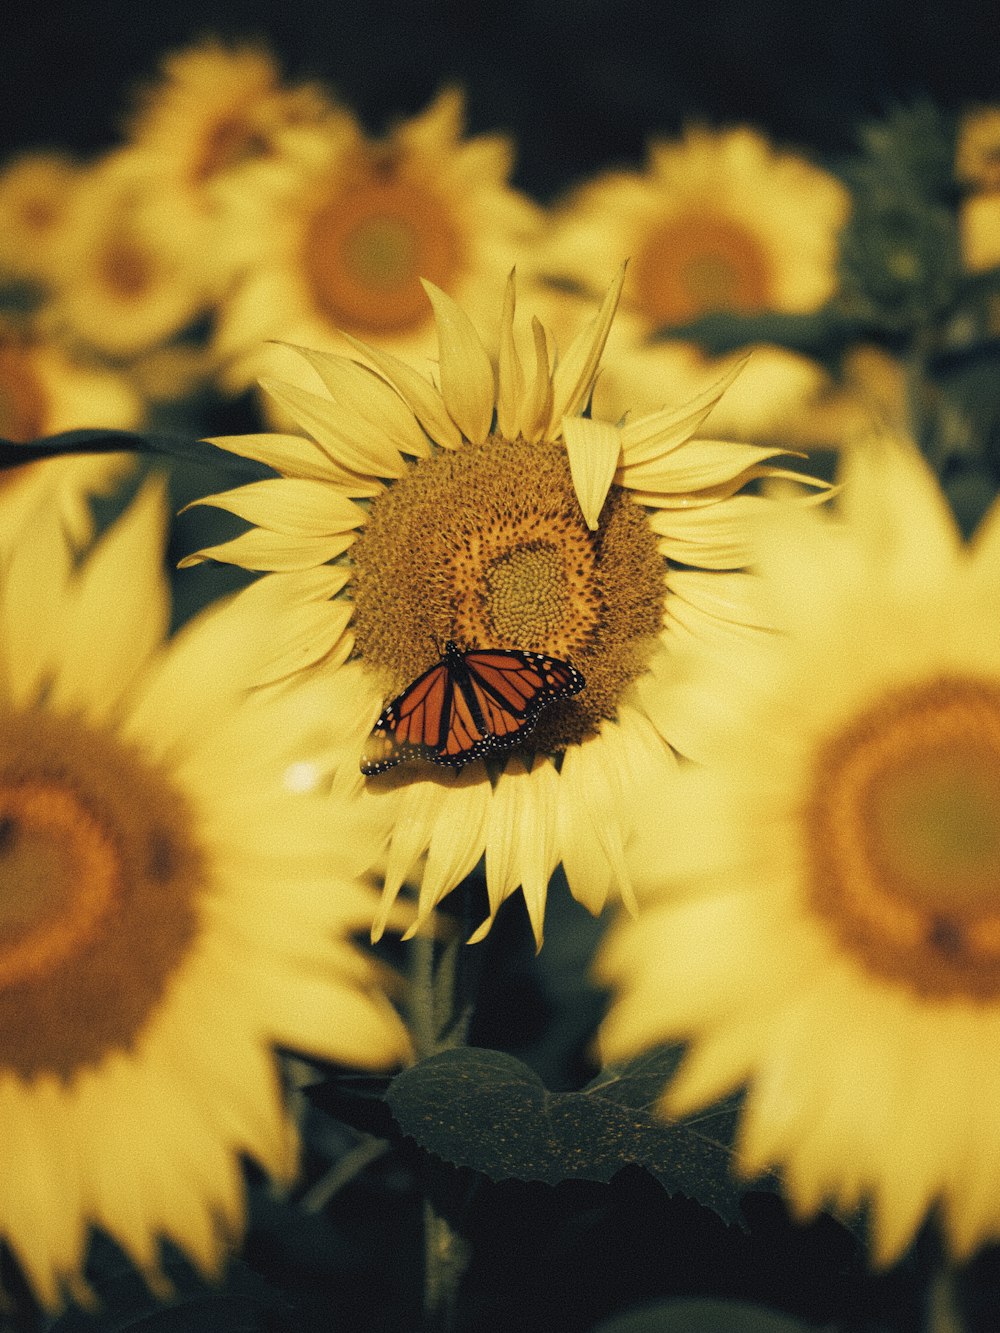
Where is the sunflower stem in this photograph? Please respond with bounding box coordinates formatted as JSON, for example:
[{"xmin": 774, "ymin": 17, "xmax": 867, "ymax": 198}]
[
  {"xmin": 407, "ymin": 926, "xmax": 475, "ymax": 1329},
  {"xmin": 925, "ymin": 1266, "xmax": 965, "ymax": 1333}
]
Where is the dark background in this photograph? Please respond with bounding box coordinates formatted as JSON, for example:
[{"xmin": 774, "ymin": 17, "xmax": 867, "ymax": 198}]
[{"xmin": 3, "ymin": 0, "xmax": 997, "ymax": 200}]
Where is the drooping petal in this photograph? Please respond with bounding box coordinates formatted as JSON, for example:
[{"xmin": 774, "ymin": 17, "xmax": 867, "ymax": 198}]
[{"xmin": 562, "ymin": 415, "xmax": 622, "ymax": 531}]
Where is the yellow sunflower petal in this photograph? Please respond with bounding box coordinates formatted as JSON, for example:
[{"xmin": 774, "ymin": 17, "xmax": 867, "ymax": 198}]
[
  {"xmin": 204, "ymin": 432, "xmax": 384, "ymax": 495},
  {"xmin": 518, "ymin": 315, "xmax": 555, "ymax": 444},
  {"xmin": 562, "ymin": 415, "xmax": 622, "ymax": 531},
  {"xmin": 421, "ymin": 279, "xmax": 496, "ymax": 443},
  {"xmin": 259, "ymin": 377, "xmax": 409, "ymax": 479},
  {"xmin": 621, "ymin": 440, "xmax": 789, "ymax": 496},
  {"xmin": 183, "ymin": 477, "xmax": 365, "ymax": 536},
  {"xmin": 545, "ymin": 262, "xmax": 626, "ymax": 438},
  {"xmin": 619, "ymin": 358, "xmax": 748, "ymax": 468},
  {"xmin": 339, "ymin": 332, "xmax": 463, "ymax": 449},
  {"xmin": 279, "ymin": 344, "xmax": 433, "ymax": 458},
  {"xmin": 495, "ymin": 270, "xmax": 524, "ymax": 440},
  {"xmin": 178, "ymin": 526, "xmax": 353, "ymax": 572},
  {"xmin": 47, "ymin": 477, "xmax": 170, "ymax": 724}
]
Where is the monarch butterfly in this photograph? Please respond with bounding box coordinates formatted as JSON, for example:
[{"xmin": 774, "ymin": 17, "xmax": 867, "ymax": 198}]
[{"xmin": 360, "ymin": 640, "xmax": 585, "ymax": 776}]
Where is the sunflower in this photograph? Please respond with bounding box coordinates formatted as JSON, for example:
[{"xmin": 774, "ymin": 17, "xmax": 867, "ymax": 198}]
[
  {"xmin": 123, "ymin": 36, "xmax": 335, "ymax": 198},
  {"xmin": 182, "ymin": 273, "xmax": 825, "ymax": 947},
  {"xmin": 0, "ymin": 321, "xmax": 139, "ymax": 543},
  {"xmin": 0, "ymin": 475, "xmax": 410, "ymax": 1309},
  {"xmin": 0, "ymin": 151, "xmax": 81, "ymax": 286},
  {"xmin": 598, "ymin": 433, "xmax": 1000, "ymax": 1266},
  {"xmin": 955, "ymin": 105, "xmax": 1000, "ymax": 192},
  {"xmin": 40, "ymin": 152, "xmax": 223, "ymax": 360},
  {"xmin": 211, "ymin": 87, "xmax": 541, "ymax": 396},
  {"xmin": 536, "ymin": 126, "xmax": 852, "ymax": 443}
]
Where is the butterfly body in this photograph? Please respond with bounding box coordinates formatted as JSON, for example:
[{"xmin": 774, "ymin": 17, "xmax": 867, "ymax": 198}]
[{"xmin": 360, "ymin": 641, "xmax": 584, "ymax": 776}]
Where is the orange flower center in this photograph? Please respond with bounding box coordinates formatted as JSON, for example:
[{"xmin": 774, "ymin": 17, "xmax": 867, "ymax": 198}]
[
  {"xmin": 632, "ymin": 212, "xmax": 772, "ymax": 327},
  {"xmin": 0, "ymin": 342, "xmax": 47, "ymax": 443},
  {"xmin": 0, "ymin": 707, "xmax": 205, "ymax": 1079},
  {"xmin": 97, "ymin": 233, "xmax": 157, "ymax": 301},
  {"xmin": 807, "ymin": 676, "xmax": 1000, "ymax": 999},
  {"xmin": 191, "ymin": 114, "xmax": 272, "ymax": 183},
  {"xmin": 303, "ymin": 166, "xmax": 461, "ymax": 335}
]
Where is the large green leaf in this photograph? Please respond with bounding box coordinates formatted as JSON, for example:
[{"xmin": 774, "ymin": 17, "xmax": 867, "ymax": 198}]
[
  {"xmin": 386, "ymin": 1046, "xmax": 758, "ymax": 1226},
  {"xmin": 588, "ymin": 1297, "xmax": 817, "ymax": 1333}
]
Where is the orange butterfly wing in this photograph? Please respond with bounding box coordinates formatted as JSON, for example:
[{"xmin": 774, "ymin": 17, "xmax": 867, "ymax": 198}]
[
  {"xmin": 360, "ymin": 643, "xmax": 585, "ymax": 775},
  {"xmin": 360, "ymin": 660, "xmax": 456, "ymax": 775}
]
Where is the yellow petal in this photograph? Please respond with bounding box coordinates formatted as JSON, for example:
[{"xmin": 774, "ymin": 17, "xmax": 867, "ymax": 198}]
[
  {"xmin": 562, "ymin": 416, "xmax": 622, "ymax": 531},
  {"xmin": 650, "ymin": 494, "xmax": 776, "ymax": 569},
  {"xmin": 619, "ymin": 358, "xmax": 748, "ymax": 467},
  {"xmin": 183, "ymin": 478, "xmax": 365, "ymax": 537},
  {"xmin": 421, "ymin": 280, "xmax": 495, "ymax": 443},
  {"xmin": 279, "ymin": 345, "xmax": 432, "ymax": 458},
  {"xmin": 545, "ymin": 263, "xmax": 625, "ymax": 439},
  {"xmin": 249, "ymin": 599, "xmax": 354, "ymax": 686},
  {"xmin": 204, "ymin": 432, "xmax": 383, "ymax": 496},
  {"xmin": 340, "ymin": 333, "xmax": 463, "ymax": 450},
  {"xmin": 259, "ymin": 378, "xmax": 408, "ymax": 479},
  {"xmin": 178, "ymin": 527, "xmax": 353, "ymax": 572},
  {"xmin": 0, "ymin": 478, "xmax": 74, "ymax": 707},
  {"xmin": 48, "ymin": 477, "xmax": 170, "ymax": 724},
  {"xmin": 417, "ymin": 770, "xmax": 491, "ymax": 922},
  {"xmin": 840, "ymin": 431, "xmax": 961, "ymax": 580},
  {"xmin": 495, "ymin": 270, "xmax": 524, "ymax": 440},
  {"xmin": 621, "ymin": 440, "xmax": 789, "ymax": 495},
  {"xmin": 518, "ymin": 316, "xmax": 554, "ymax": 444}
]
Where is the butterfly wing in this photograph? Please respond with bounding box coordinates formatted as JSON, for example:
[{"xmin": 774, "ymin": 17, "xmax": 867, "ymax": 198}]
[
  {"xmin": 462, "ymin": 649, "xmax": 585, "ymax": 743},
  {"xmin": 361, "ymin": 644, "xmax": 586, "ymax": 775},
  {"xmin": 360, "ymin": 659, "xmax": 454, "ymax": 775}
]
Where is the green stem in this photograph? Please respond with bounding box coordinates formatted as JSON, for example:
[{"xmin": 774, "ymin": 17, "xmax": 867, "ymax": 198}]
[
  {"xmin": 406, "ymin": 926, "xmax": 476, "ymax": 1329},
  {"xmin": 422, "ymin": 1199, "xmax": 470, "ymax": 1333},
  {"xmin": 925, "ymin": 1265, "xmax": 965, "ymax": 1333}
]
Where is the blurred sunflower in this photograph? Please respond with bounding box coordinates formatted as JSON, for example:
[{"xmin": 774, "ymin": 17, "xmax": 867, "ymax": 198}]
[
  {"xmin": 123, "ymin": 37, "xmax": 335, "ymax": 200},
  {"xmin": 0, "ymin": 151, "xmax": 82, "ymax": 286},
  {"xmin": 0, "ymin": 476, "xmax": 410, "ymax": 1309},
  {"xmin": 39, "ymin": 152, "xmax": 224, "ymax": 360},
  {"xmin": 956, "ymin": 106, "xmax": 1000, "ymax": 275},
  {"xmin": 211, "ymin": 87, "xmax": 542, "ymax": 397},
  {"xmin": 0, "ymin": 321, "xmax": 139, "ymax": 541},
  {"xmin": 599, "ymin": 433, "xmax": 1000, "ymax": 1266},
  {"xmin": 536, "ymin": 126, "xmax": 854, "ymax": 444},
  {"xmin": 182, "ymin": 274, "xmax": 825, "ymax": 947}
]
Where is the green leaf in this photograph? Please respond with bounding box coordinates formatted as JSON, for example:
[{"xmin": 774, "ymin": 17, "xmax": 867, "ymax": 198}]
[
  {"xmin": 0, "ymin": 429, "xmax": 273, "ymax": 479},
  {"xmin": 588, "ymin": 1296, "xmax": 816, "ymax": 1333},
  {"xmin": 386, "ymin": 1046, "xmax": 757, "ymax": 1226},
  {"xmin": 651, "ymin": 305, "xmax": 862, "ymax": 363}
]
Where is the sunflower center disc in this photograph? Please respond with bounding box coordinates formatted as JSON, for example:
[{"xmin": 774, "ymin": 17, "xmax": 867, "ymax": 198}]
[
  {"xmin": 807, "ymin": 676, "xmax": 1000, "ymax": 999},
  {"xmin": 97, "ymin": 233, "xmax": 156, "ymax": 300},
  {"xmin": 303, "ymin": 169, "xmax": 460, "ymax": 334},
  {"xmin": 350, "ymin": 434, "xmax": 665, "ymax": 753},
  {"xmin": 633, "ymin": 211, "xmax": 772, "ymax": 326},
  {"xmin": 0, "ymin": 340, "xmax": 47, "ymax": 443},
  {"xmin": 0, "ymin": 707, "xmax": 206, "ymax": 1078}
]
